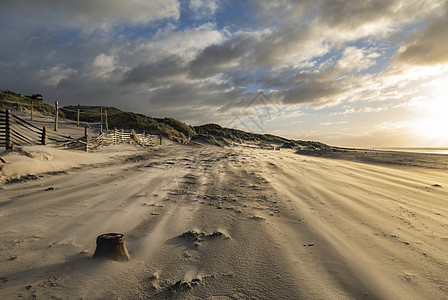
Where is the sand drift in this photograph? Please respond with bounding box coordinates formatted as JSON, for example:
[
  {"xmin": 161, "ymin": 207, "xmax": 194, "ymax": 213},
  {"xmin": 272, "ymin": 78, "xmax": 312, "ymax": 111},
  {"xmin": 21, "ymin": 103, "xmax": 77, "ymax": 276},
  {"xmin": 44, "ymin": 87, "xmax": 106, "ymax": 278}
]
[{"xmin": 1, "ymin": 143, "xmax": 448, "ymax": 299}]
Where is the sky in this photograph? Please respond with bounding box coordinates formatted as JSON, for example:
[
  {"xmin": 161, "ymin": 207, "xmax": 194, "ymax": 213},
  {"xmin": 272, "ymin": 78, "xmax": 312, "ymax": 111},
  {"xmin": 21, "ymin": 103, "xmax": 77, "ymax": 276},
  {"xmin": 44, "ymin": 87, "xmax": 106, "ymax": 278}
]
[{"xmin": 1, "ymin": 0, "xmax": 448, "ymax": 147}]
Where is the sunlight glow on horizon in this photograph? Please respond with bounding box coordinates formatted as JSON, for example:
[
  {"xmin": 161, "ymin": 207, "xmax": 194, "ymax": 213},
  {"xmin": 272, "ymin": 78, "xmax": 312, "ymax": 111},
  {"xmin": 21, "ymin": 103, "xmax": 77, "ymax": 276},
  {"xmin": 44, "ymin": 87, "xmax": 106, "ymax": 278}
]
[{"xmin": 413, "ymin": 74, "xmax": 448, "ymax": 146}]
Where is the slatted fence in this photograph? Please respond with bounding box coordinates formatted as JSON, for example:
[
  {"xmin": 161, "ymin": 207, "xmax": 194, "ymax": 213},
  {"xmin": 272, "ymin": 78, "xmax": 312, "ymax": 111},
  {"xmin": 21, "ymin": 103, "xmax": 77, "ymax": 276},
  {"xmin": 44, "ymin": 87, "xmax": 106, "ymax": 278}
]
[
  {"xmin": 1, "ymin": 109, "xmax": 87, "ymax": 151},
  {"xmin": 89, "ymin": 129, "xmax": 156, "ymax": 150},
  {"xmin": 1, "ymin": 109, "xmax": 157, "ymax": 152},
  {"xmin": 0, "ymin": 110, "xmax": 7, "ymax": 148}
]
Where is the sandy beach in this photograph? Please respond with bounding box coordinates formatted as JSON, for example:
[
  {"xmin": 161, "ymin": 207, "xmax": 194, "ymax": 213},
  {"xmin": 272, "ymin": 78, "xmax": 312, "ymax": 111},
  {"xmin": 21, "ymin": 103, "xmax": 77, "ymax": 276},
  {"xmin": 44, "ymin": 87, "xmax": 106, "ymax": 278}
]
[
  {"xmin": 1, "ymin": 141, "xmax": 448, "ymax": 299},
  {"xmin": 3, "ymin": 0, "xmax": 448, "ymax": 298}
]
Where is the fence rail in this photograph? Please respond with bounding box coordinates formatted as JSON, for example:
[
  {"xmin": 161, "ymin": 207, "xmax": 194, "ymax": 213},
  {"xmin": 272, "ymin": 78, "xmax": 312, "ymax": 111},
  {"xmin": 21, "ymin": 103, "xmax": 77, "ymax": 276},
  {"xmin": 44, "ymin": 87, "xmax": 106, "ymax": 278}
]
[
  {"xmin": 88, "ymin": 129, "xmax": 156, "ymax": 150},
  {"xmin": 0, "ymin": 109, "xmax": 86, "ymax": 151},
  {"xmin": 0, "ymin": 110, "xmax": 7, "ymax": 148},
  {"xmin": 1, "ymin": 109, "xmax": 157, "ymax": 152}
]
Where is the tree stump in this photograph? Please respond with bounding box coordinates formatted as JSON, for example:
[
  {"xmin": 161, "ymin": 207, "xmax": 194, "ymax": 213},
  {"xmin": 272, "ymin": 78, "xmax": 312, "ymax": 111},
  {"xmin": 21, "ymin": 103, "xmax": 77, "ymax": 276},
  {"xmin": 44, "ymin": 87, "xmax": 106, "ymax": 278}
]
[{"xmin": 93, "ymin": 233, "xmax": 130, "ymax": 261}]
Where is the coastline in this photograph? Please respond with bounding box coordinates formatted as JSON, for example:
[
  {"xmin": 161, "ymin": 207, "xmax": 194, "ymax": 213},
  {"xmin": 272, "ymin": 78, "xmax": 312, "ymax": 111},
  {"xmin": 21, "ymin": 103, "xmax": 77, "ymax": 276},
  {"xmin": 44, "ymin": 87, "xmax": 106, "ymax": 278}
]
[
  {"xmin": 298, "ymin": 147, "xmax": 448, "ymax": 170},
  {"xmin": 377, "ymin": 147, "xmax": 448, "ymax": 155}
]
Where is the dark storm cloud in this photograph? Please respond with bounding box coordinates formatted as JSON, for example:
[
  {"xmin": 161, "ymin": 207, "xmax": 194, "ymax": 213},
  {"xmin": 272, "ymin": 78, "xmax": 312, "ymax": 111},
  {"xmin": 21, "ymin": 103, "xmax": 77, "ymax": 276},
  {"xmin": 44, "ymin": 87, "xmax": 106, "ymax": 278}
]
[
  {"xmin": 252, "ymin": 0, "xmax": 433, "ymax": 32},
  {"xmin": 280, "ymin": 81, "xmax": 343, "ymax": 105},
  {"xmin": 245, "ymin": 0, "xmax": 439, "ymax": 69},
  {"xmin": 123, "ymin": 56, "xmax": 186, "ymax": 85},
  {"xmin": 256, "ymin": 66, "xmax": 347, "ymax": 105},
  {"xmin": 0, "ymin": 0, "xmax": 180, "ymax": 28},
  {"xmin": 182, "ymin": 0, "xmax": 438, "ymax": 108},
  {"xmin": 395, "ymin": 3, "xmax": 448, "ymax": 65},
  {"xmin": 147, "ymin": 82, "xmax": 243, "ymax": 108},
  {"xmin": 318, "ymin": 0, "xmax": 395, "ymax": 28},
  {"xmin": 0, "ymin": 0, "xmax": 179, "ymax": 97},
  {"xmin": 188, "ymin": 36, "xmax": 255, "ymax": 78}
]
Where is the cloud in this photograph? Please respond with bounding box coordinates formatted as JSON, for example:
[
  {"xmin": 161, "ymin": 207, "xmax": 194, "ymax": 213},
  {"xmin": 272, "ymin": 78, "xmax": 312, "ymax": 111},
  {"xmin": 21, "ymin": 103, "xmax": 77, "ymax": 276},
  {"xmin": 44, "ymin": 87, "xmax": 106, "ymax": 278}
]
[
  {"xmin": 253, "ymin": 45, "xmax": 382, "ymax": 106},
  {"xmin": 246, "ymin": 0, "xmax": 443, "ymax": 69},
  {"xmin": 318, "ymin": 0, "xmax": 394, "ymax": 27},
  {"xmin": 336, "ymin": 47, "xmax": 380, "ymax": 73},
  {"xmin": 1, "ymin": 0, "xmax": 447, "ymax": 143},
  {"xmin": 280, "ymin": 80, "xmax": 345, "ymax": 106},
  {"xmin": 394, "ymin": 3, "xmax": 448, "ymax": 65},
  {"xmin": 36, "ymin": 64, "xmax": 78, "ymax": 86},
  {"xmin": 189, "ymin": 0, "xmax": 221, "ymax": 20},
  {"xmin": 87, "ymin": 54, "xmax": 128, "ymax": 80},
  {"xmin": 329, "ymin": 106, "xmax": 385, "ymax": 116},
  {"xmin": 0, "ymin": 0, "xmax": 180, "ymax": 30},
  {"xmin": 180, "ymin": 0, "xmax": 443, "ymax": 109},
  {"xmin": 329, "ymin": 108, "xmax": 356, "ymax": 116},
  {"xmin": 320, "ymin": 121, "xmax": 348, "ymax": 126},
  {"xmin": 123, "ymin": 56, "xmax": 186, "ymax": 85},
  {"xmin": 188, "ymin": 36, "xmax": 255, "ymax": 78}
]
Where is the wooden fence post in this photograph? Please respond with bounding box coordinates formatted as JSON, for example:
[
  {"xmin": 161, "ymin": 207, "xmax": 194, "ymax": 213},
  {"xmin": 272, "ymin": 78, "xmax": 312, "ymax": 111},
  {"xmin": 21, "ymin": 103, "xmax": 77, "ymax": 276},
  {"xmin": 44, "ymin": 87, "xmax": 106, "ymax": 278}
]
[
  {"xmin": 41, "ymin": 126, "xmax": 46, "ymax": 145},
  {"xmin": 77, "ymin": 103, "xmax": 80, "ymax": 127},
  {"xmin": 84, "ymin": 124, "xmax": 89, "ymax": 152},
  {"xmin": 54, "ymin": 101, "xmax": 58, "ymax": 131},
  {"xmin": 31, "ymin": 100, "xmax": 34, "ymax": 120},
  {"xmin": 5, "ymin": 109, "xmax": 11, "ymax": 150},
  {"xmin": 100, "ymin": 106, "xmax": 103, "ymax": 134},
  {"xmin": 105, "ymin": 109, "xmax": 108, "ymax": 131},
  {"xmin": 114, "ymin": 128, "xmax": 117, "ymax": 145}
]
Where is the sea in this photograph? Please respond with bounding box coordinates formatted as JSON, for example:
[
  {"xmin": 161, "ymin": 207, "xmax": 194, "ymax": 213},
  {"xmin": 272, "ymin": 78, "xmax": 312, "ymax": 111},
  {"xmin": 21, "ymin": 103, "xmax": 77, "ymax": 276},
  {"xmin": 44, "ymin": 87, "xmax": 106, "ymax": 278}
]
[{"xmin": 377, "ymin": 148, "xmax": 448, "ymax": 155}]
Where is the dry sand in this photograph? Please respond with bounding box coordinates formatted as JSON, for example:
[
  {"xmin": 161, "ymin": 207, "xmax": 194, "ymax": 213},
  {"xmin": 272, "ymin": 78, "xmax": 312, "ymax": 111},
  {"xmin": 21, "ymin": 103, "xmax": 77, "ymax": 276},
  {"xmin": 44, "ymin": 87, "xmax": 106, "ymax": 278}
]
[{"xmin": 1, "ymin": 142, "xmax": 448, "ymax": 299}]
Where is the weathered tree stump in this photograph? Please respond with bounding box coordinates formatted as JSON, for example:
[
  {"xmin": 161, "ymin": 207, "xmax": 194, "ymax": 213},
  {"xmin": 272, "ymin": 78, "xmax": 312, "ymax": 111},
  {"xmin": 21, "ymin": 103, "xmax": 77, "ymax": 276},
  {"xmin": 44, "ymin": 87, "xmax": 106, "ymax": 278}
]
[{"xmin": 93, "ymin": 233, "xmax": 130, "ymax": 261}]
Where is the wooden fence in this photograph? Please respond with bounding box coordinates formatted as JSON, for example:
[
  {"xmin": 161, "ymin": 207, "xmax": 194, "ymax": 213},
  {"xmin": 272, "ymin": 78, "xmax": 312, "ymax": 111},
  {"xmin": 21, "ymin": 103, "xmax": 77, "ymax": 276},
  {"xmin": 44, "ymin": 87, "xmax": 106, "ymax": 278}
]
[
  {"xmin": 0, "ymin": 110, "xmax": 8, "ymax": 149},
  {"xmin": 88, "ymin": 129, "xmax": 157, "ymax": 150},
  {"xmin": 0, "ymin": 109, "xmax": 86, "ymax": 151},
  {"xmin": 1, "ymin": 109, "xmax": 157, "ymax": 152}
]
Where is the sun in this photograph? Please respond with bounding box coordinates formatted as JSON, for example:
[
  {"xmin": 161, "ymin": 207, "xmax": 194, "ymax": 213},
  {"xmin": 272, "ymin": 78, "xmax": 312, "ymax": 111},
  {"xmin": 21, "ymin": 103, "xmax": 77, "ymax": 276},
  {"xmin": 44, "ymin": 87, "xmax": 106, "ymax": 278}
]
[{"xmin": 413, "ymin": 78, "xmax": 448, "ymax": 146}]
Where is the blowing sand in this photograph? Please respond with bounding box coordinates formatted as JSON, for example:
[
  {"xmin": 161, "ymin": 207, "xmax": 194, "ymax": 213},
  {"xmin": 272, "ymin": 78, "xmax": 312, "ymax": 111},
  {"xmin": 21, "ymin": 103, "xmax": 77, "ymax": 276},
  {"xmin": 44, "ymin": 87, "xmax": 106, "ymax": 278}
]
[{"xmin": 1, "ymin": 142, "xmax": 448, "ymax": 299}]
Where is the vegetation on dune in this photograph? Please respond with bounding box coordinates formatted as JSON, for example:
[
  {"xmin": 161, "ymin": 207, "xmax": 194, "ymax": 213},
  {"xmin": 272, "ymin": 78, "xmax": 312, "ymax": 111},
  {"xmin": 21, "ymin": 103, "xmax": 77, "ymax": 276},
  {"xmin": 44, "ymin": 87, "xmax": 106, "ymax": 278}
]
[
  {"xmin": 194, "ymin": 123, "xmax": 331, "ymax": 150},
  {"xmin": 194, "ymin": 123, "xmax": 291, "ymax": 144},
  {"xmin": 61, "ymin": 105, "xmax": 122, "ymax": 123},
  {"xmin": 157, "ymin": 117, "xmax": 196, "ymax": 138},
  {"xmin": 0, "ymin": 90, "xmax": 64, "ymax": 117},
  {"xmin": 1, "ymin": 89, "xmax": 331, "ymax": 150},
  {"xmin": 61, "ymin": 106, "xmax": 194, "ymax": 143}
]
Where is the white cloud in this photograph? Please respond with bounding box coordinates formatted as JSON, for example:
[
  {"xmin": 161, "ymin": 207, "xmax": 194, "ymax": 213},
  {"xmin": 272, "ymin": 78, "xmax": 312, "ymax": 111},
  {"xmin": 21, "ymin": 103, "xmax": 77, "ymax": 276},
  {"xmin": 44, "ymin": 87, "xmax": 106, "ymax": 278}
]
[
  {"xmin": 329, "ymin": 106, "xmax": 385, "ymax": 116},
  {"xmin": 375, "ymin": 121, "xmax": 412, "ymax": 130},
  {"xmin": 329, "ymin": 108, "xmax": 355, "ymax": 116},
  {"xmin": 189, "ymin": 0, "xmax": 221, "ymax": 20},
  {"xmin": 336, "ymin": 47, "xmax": 380, "ymax": 73},
  {"xmin": 320, "ymin": 121, "xmax": 348, "ymax": 126},
  {"xmin": 246, "ymin": 0, "xmax": 445, "ymax": 70},
  {"xmin": 88, "ymin": 54, "xmax": 123, "ymax": 79},
  {"xmin": 36, "ymin": 64, "xmax": 78, "ymax": 86},
  {"xmin": 119, "ymin": 23, "xmax": 224, "ymax": 66}
]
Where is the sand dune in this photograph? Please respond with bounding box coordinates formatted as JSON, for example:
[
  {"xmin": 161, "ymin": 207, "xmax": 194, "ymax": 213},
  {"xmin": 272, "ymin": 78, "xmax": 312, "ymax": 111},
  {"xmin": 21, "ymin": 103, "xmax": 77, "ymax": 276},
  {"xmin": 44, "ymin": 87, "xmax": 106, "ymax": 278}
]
[{"xmin": 1, "ymin": 143, "xmax": 448, "ymax": 299}]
